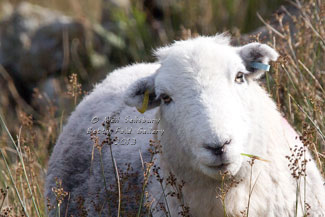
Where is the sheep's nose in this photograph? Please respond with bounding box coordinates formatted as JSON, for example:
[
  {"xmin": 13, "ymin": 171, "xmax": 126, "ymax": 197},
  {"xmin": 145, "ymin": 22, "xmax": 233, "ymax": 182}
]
[{"xmin": 204, "ymin": 139, "xmax": 231, "ymax": 156}]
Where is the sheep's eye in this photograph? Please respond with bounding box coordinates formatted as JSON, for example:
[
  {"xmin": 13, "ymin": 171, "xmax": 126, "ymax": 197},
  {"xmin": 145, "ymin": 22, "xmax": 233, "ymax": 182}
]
[
  {"xmin": 235, "ymin": 72, "xmax": 245, "ymax": 84},
  {"xmin": 160, "ymin": 94, "xmax": 172, "ymax": 104}
]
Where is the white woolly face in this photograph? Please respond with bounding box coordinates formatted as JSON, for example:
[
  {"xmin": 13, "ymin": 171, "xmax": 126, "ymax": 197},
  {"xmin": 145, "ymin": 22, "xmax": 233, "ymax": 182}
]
[
  {"xmin": 155, "ymin": 38, "xmax": 249, "ymax": 178},
  {"xmin": 125, "ymin": 35, "xmax": 278, "ymax": 179}
]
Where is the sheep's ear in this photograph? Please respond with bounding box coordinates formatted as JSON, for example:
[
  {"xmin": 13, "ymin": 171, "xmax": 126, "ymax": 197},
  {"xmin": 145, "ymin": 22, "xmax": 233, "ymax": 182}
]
[
  {"xmin": 238, "ymin": 42, "xmax": 279, "ymax": 79},
  {"xmin": 124, "ymin": 74, "xmax": 160, "ymax": 113}
]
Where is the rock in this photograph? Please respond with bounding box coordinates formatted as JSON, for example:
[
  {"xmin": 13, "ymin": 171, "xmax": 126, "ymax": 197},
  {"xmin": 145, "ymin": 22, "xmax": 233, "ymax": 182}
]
[
  {"xmin": 233, "ymin": 5, "xmax": 299, "ymax": 45},
  {"xmin": 0, "ymin": 2, "xmax": 72, "ymax": 77},
  {"xmin": 0, "ymin": 2, "xmax": 107, "ymax": 104}
]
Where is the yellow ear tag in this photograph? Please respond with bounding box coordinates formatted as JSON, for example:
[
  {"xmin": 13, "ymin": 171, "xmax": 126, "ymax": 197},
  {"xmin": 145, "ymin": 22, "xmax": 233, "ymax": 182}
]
[{"xmin": 137, "ymin": 90, "xmax": 149, "ymax": 114}]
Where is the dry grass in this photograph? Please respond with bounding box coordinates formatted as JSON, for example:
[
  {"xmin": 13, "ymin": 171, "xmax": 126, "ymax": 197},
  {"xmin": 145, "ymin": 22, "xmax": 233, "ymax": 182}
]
[{"xmin": 0, "ymin": 0, "xmax": 324, "ymax": 216}]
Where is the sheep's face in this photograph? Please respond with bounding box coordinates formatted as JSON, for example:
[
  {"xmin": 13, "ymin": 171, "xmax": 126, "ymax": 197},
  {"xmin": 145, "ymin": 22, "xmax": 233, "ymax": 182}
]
[{"xmin": 125, "ymin": 35, "xmax": 278, "ymax": 179}]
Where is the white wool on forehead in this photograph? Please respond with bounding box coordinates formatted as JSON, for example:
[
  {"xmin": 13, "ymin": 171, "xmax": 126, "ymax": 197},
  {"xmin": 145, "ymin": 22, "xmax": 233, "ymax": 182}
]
[{"xmin": 154, "ymin": 33, "xmax": 231, "ymax": 60}]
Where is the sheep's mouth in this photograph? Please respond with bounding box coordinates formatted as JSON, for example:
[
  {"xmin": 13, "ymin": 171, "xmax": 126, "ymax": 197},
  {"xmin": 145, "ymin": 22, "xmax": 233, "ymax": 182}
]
[{"xmin": 207, "ymin": 163, "xmax": 230, "ymax": 170}]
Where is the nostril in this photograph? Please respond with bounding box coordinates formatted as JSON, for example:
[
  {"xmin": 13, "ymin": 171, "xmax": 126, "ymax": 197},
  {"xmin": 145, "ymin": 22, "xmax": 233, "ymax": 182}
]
[
  {"xmin": 204, "ymin": 139, "xmax": 231, "ymax": 156},
  {"xmin": 204, "ymin": 145, "xmax": 225, "ymax": 156}
]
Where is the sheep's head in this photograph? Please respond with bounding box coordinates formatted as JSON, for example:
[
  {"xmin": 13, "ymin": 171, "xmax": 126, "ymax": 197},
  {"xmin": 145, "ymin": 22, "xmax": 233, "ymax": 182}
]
[{"xmin": 125, "ymin": 34, "xmax": 278, "ymax": 179}]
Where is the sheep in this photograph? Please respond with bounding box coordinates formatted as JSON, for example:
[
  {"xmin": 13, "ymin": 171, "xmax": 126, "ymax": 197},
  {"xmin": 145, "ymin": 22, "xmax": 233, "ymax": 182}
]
[{"xmin": 45, "ymin": 34, "xmax": 325, "ymax": 217}]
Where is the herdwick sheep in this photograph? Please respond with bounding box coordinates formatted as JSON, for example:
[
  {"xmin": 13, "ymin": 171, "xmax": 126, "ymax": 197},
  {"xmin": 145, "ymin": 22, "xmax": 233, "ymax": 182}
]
[{"xmin": 45, "ymin": 34, "xmax": 325, "ymax": 217}]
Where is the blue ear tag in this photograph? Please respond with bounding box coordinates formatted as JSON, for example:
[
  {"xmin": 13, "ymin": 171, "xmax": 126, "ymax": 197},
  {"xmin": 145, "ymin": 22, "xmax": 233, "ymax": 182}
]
[{"xmin": 250, "ymin": 62, "xmax": 270, "ymax": 71}]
